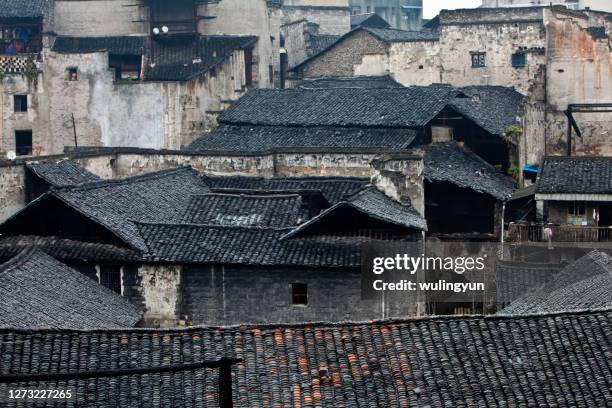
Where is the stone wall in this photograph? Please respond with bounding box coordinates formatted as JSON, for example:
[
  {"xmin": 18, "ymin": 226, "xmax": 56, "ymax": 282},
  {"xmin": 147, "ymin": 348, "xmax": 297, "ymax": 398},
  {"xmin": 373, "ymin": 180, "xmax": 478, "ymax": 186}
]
[
  {"xmin": 299, "ymin": 30, "xmax": 387, "ymax": 78},
  {"xmin": 0, "ymin": 164, "xmax": 25, "ymax": 222},
  {"xmin": 275, "ymin": 5, "xmax": 351, "ymax": 36},
  {"xmin": 388, "ymin": 41, "xmax": 441, "ymax": 86},
  {"xmin": 137, "ymin": 264, "xmax": 182, "ymax": 326},
  {"xmin": 180, "ymin": 265, "xmax": 418, "ymax": 325},
  {"xmin": 53, "ymin": 0, "xmax": 148, "ymax": 36}
]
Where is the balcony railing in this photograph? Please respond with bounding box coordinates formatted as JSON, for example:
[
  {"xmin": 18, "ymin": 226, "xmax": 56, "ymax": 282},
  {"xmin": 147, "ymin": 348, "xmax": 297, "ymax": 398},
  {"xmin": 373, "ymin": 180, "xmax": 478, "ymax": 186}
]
[
  {"xmin": 510, "ymin": 224, "xmax": 612, "ymax": 243},
  {"xmin": 0, "ymin": 53, "xmax": 38, "ymax": 74}
]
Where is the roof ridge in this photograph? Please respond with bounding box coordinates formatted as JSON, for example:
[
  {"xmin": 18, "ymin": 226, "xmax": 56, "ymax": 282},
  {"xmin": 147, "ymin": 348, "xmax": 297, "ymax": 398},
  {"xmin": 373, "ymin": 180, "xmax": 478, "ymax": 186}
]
[
  {"xmin": 134, "ymin": 220, "xmax": 295, "ymax": 232},
  {"xmin": 193, "ymin": 192, "xmax": 302, "ymax": 199},
  {"xmin": 1, "ymin": 308, "xmax": 608, "ymax": 334},
  {"xmin": 53, "ymin": 166, "xmax": 195, "ymax": 191},
  {"xmin": 586, "ymin": 250, "xmax": 612, "ymax": 273},
  {"xmin": 0, "ymin": 246, "xmax": 42, "ymax": 274}
]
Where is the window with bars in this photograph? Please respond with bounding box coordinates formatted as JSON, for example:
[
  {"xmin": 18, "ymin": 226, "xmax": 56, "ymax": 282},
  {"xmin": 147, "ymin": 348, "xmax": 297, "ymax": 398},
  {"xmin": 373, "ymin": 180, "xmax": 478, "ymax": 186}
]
[
  {"xmin": 471, "ymin": 52, "xmax": 486, "ymax": 68},
  {"xmin": 512, "ymin": 52, "xmax": 526, "ymax": 68},
  {"xmin": 291, "ymin": 282, "xmax": 307, "ymax": 306},
  {"xmin": 13, "ymin": 95, "xmax": 27, "ymax": 112},
  {"xmin": 99, "ymin": 265, "xmax": 122, "ymax": 295}
]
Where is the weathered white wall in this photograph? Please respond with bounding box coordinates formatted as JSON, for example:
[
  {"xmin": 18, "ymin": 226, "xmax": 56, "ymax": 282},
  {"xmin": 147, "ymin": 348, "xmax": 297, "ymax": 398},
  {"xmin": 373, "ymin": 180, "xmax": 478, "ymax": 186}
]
[
  {"xmin": 53, "ymin": 0, "xmax": 147, "ymax": 36},
  {"xmin": 388, "ymin": 41, "xmax": 441, "ymax": 86},
  {"xmin": 138, "ymin": 264, "xmax": 182, "ymax": 326}
]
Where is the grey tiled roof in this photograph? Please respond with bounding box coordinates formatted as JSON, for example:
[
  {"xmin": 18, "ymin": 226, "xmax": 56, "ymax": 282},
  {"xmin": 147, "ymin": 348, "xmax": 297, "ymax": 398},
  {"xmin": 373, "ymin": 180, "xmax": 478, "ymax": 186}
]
[
  {"xmin": 450, "ymin": 85, "xmax": 524, "ymax": 136},
  {"xmin": 137, "ymin": 223, "xmax": 361, "ymax": 268},
  {"xmin": 0, "ymin": 235, "xmax": 142, "ymax": 263},
  {"xmin": 0, "ymin": 310, "xmax": 609, "ymax": 406},
  {"xmin": 536, "ymin": 156, "xmax": 612, "ymax": 195},
  {"xmin": 500, "ymin": 250, "xmax": 612, "ymax": 314},
  {"xmin": 218, "ymin": 87, "xmax": 461, "ymax": 128},
  {"xmin": 362, "ymin": 27, "xmax": 440, "ymax": 42},
  {"xmin": 283, "ymin": 186, "xmax": 427, "ymax": 239},
  {"xmin": 495, "ymin": 260, "xmax": 563, "ymax": 307},
  {"xmin": 184, "ymin": 125, "xmax": 418, "ymax": 152},
  {"xmin": 180, "ymin": 193, "xmax": 304, "ymax": 227},
  {"xmin": 296, "ymin": 75, "xmax": 404, "ymax": 89},
  {"xmin": 26, "ymin": 160, "xmax": 101, "ymax": 186},
  {"xmin": 2, "ymin": 167, "xmax": 209, "ymax": 251},
  {"xmin": 202, "ymin": 176, "xmax": 369, "ymax": 205},
  {"xmin": 52, "ymin": 35, "xmax": 256, "ymax": 81},
  {"xmin": 424, "ymin": 143, "xmax": 516, "ymax": 201},
  {"xmin": 351, "ymin": 13, "xmax": 391, "ymax": 29},
  {"xmin": 0, "ymin": 247, "xmax": 141, "ymax": 329},
  {"xmin": 0, "ymin": 0, "xmax": 44, "ymax": 18}
]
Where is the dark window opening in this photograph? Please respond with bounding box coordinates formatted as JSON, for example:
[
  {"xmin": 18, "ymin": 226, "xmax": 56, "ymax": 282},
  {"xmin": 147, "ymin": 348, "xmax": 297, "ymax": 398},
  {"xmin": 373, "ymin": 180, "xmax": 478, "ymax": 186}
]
[
  {"xmin": 292, "ymin": 282, "xmax": 307, "ymax": 305},
  {"xmin": 1, "ymin": 21, "xmax": 42, "ymax": 54},
  {"xmin": 67, "ymin": 67, "xmax": 78, "ymax": 81},
  {"xmin": 245, "ymin": 47, "xmax": 253, "ymax": 87},
  {"xmin": 512, "ymin": 52, "xmax": 526, "ymax": 67},
  {"xmin": 471, "ymin": 52, "xmax": 486, "ymax": 68},
  {"xmin": 109, "ymin": 54, "xmax": 141, "ymax": 81},
  {"xmin": 15, "ymin": 130, "xmax": 32, "ymax": 156},
  {"xmin": 269, "ymin": 64, "xmax": 274, "ymax": 84},
  {"xmin": 99, "ymin": 265, "xmax": 122, "ymax": 294},
  {"xmin": 149, "ymin": 0, "xmax": 197, "ymax": 36},
  {"xmin": 13, "ymin": 95, "xmax": 27, "ymax": 112}
]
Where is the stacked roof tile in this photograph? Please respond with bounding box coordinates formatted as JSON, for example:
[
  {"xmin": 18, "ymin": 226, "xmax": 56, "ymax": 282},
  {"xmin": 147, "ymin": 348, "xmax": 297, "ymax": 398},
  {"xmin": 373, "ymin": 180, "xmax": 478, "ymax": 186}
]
[
  {"xmin": 185, "ymin": 125, "xmax": 418, "ymax": 152},
  {"xmin": 136, "ymin": 223, "xmax": 361, "ymax": 267},
  {"xmin": 500, "ymin": 250, "xmax": 612, "ymax": 314},
  {"xmin": 180, "ymin": 193, "xmax": 304, "ymax": 227},
  {"xmin": 216, "ymin": 87, "xmax": 460, "ymax": 128},
  {"xmin": 0, "ymin": 247, "xmax": 141, "ymax": 329},
  {"xmin": 424, "ymin": 143, "xmax": 516, "ymax": 200},
  {"xmin": 203, "ymin": 176, "xmax": 369, "ymax": 205},
  {"xmin": 296, "ymin": 75, "xmax": 404, "ymax": 89},
  {"xmin": 26, "ymin": 159, "xmax": 101, "ymax": 186},
  {"xmin": 0, "ymin": 310, "xmax": 609, "ymax": 406},
  {"xmin": 284, "ymin": 186, "xmax": 427, "ymax": 239},
  {"xmin": 0, "ymin": 0, "xmax": 44, "ymax": 19},
  {"xmin": 536, "ymin": 156, "xmax": 612, "ymax": 195},
  {"xmin": 0, "ymin": 235, "xmax": 141, "ymax": 263},
  {"xmin": 309, "ymin": 34, "xmax": 340, "ymax": 56},
  {"xmin": 362, "ymin": 26, "xmax": 440, "ymax": 42},
  {"xmin": 52, "ymin": 35, "xmax": 256, "ymax": 81}
]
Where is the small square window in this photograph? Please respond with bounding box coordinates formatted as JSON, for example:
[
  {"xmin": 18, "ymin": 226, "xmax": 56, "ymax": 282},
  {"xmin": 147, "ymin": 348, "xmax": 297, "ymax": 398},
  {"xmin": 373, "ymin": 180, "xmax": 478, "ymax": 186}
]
[
  {"xmin": 67, "ymin": 67, "xmax": 78, "ymax": 81},
  {"xmin": 15, "ymin": 130, "xmax": 32, "ymax": 156},
  {"xmin": 292, "ymin": 282, "xmax": 307, "ymax": 305},
  {"xmin": 471, "ymin": 52, "xmax": 486, "ymax": 68},
  {"xmin": 512, "ymin": 52, "xmax": 526, "ymax": 68},
  {"xmin": 13, "ymin": 95, "xmax": 27, "ymax": 112}
]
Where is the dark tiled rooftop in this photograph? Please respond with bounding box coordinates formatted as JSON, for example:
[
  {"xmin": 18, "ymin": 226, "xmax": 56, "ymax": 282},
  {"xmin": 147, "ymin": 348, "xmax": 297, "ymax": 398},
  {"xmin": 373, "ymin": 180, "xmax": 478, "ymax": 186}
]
[
  {"xmin": 180, "ymin": 193, "xmax": 304, "ymax": 227},
  {"xmin": 424, "ymin": 143, "xmax": 516, "ymax": 200},
  {"xmin": 0, "ymin": 0, "xmax": 43, "ymax": 18},
  {"xmin": 26, "ymin": 159, "xmax": 101, "ymax": 186},
  {"xmin": 2, "ymin": 167, "xmax": 209, "ymax": 251},
  {"xmin": 500, "ymin": 250, "xmax": 612, "ymax": 314},
  {"xmin": 450, "ymin": 85, "xmax": 525, "ymax": 136},
  {"xmin": 0, "ymin": 247, "xmax": 141, "ymax": 329},
  {"xmin": 218, "ymin": 87, "xmax": 461, "ymax": 128},
  {"xmin": 137, "ymin": 223, "xmax": 361, "ymax": 268},
  {"xmin": 309, "ymin": 34, "xmax": 340, "ymax": 56},
  {"xmin": 362, "ymin": 26, "xmax": 440, "ymax": 42},
  {"xmin": 351, "ymin": 13, "xmax": 391, "ymax": 29},
  {"xmin": 0, "ymin": 310, "xmax": 609, "ymax": 406},
  {"xmin": 52, "ymin": 35, "xmax": 256, "ymax": 81},
  {"xmin": 536, "ymin": 156, "xmax": 612, "ymax": 195},
  {"xmin": 283, "ymin": 186, "xmax": 427, "ymax": 239},
  {"xmin": 203, "ymin": 176, "xmax": 369, "ymax": 205},
  {"xmin": 0, "ymin": 235, "xmax": 142, "ymax": 263},
  {"xmin": 495, "ymin": 260, "xmax": 563, "ymax": 307},
  {"xmin": 296, "ymin": 75, "xmax": 404, "ymax": 89},
  {"xmin": 184, "ymin": 125, "xmax": 418, "ymax": 152}
]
